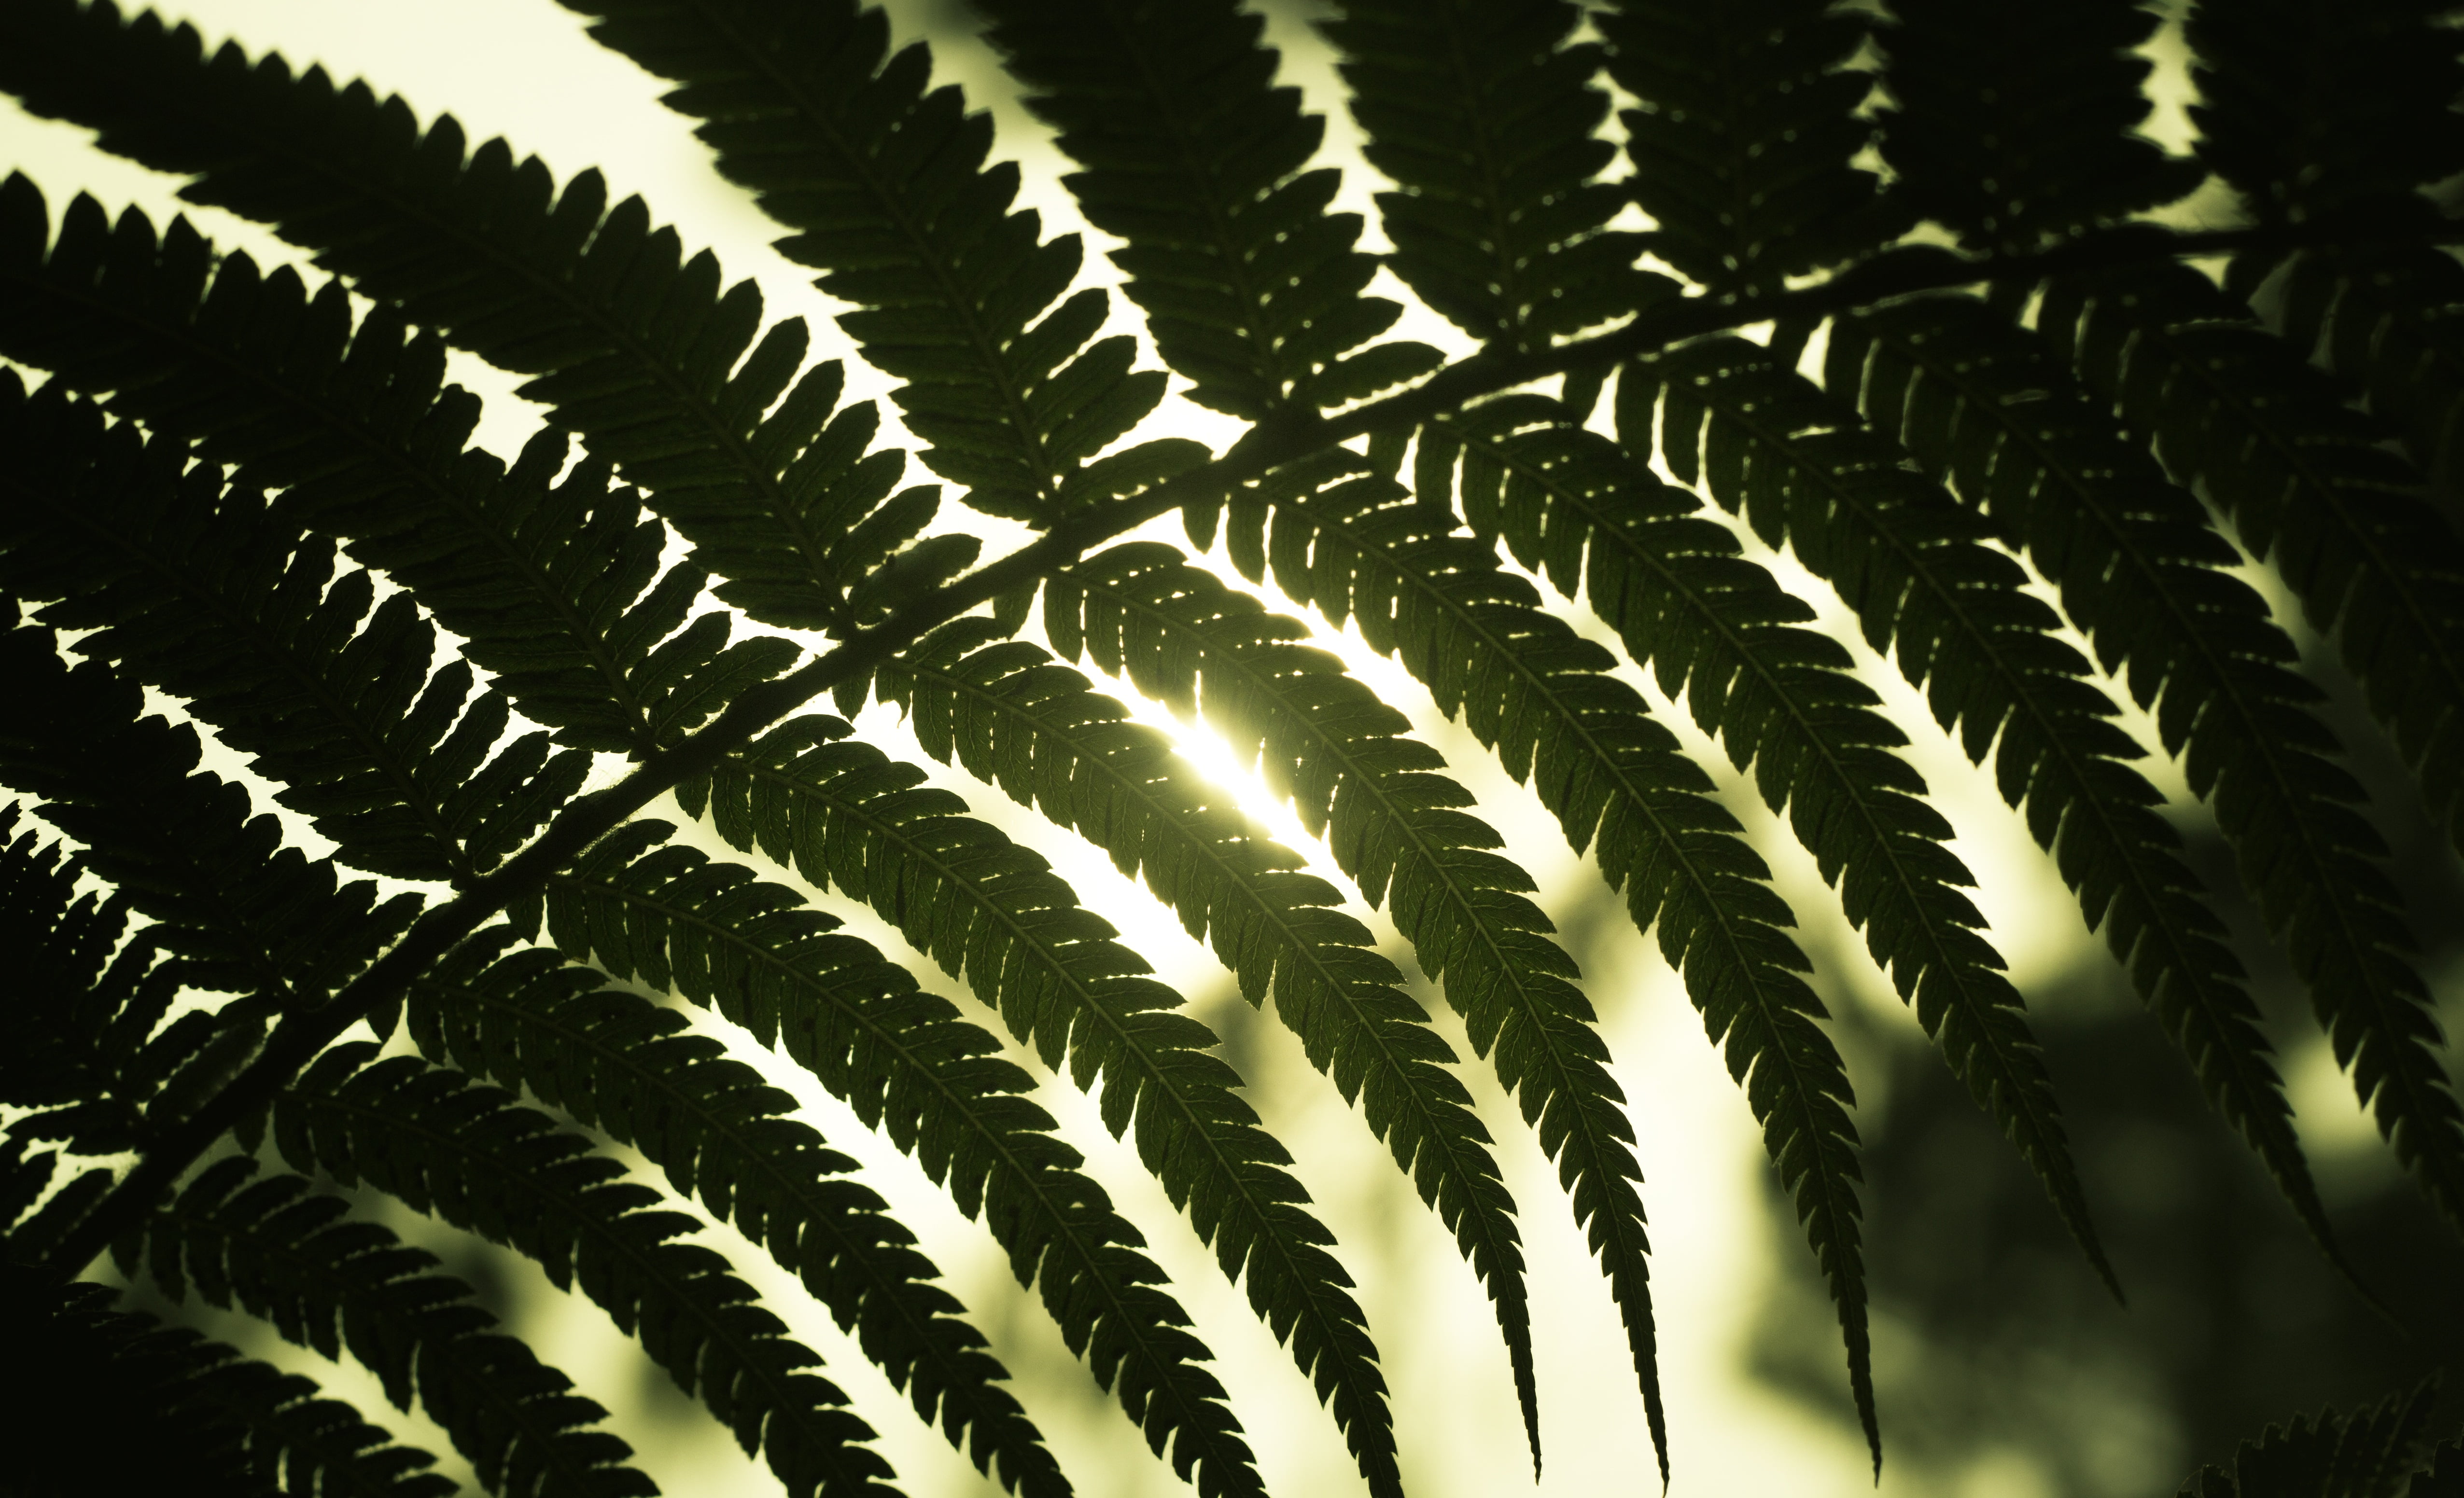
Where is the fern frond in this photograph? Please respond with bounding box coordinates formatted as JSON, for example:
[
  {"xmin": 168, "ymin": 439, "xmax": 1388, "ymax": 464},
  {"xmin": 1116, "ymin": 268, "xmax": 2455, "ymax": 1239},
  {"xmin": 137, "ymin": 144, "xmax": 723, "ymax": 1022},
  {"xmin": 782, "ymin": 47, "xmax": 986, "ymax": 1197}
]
[
  {"xmin": 0, "ymin": 179, "xmax": 799, "ymax": 754},
  {"xmin": 0, "ymin": 615, "xmax": 420, "ymax": 1006},
  {"xmin": 518, "ymin": 823, "xmax": 1262, "ymax": 1498},
  {"xmin": 1873, "ymin": 0, "xmax": 2202, "ymax": 252},
  {"xmin": 1625, "ymin": 338, "xmax": 2120, "ymax": 1285},
  {"xmin": 1598, "ymin": 0, "xmax": 1902, "ymax": 298},
  {"xmin": 6, "ymin": 1265, "xmax": 456, "ymax": 1498},
  {"xmin": 559, "ymin": 0, "xmax": 1204, "ymax": 523},
  {"xmin": 0, "ymin": 380, "xmax": 590, "ymax": 884},
  {"xmin": 977, "ymin": 0, "xmax": 1438, "ymax": 418},
  {"xmin": 2188, "ymin": 0, "xmax": 2464, "ymax": 223},
  {"xmin": 688, "ymin": 717, "xmax": 1401, "ymax": 1497},
  {"xmin": 269, "ymin": 1043, "xmax": 902, "ymax": 1498},
  {"xmin": 2280, "ymin": 244, "xmax": 2464, "ymax": 500},
  {"xmin": 1822, "ymin": 292, "xmax": 2343, "ymax": 1259},
  {"xmin": 0, "ymin": 0, "xmax": 938, "ymax": 633},
  {"xmin": 137, "ymin": 1154, "xmax": 656, "ymax": 1498},
  {"xmin": 1320, "ymin": 0, "xmax": 1655, "ymax": 354},
  {"xmin": 2039, "ymin": 262, "xmax": 2464, "ymax": 1235},
  {"xmin": 407, "ymin": 929, "xmax": 1068, "ymax": 1498},
  {"xmin": 2180, "ymin": 1378, "xmax": 2442, "ymax": 1498},
  {"xmin": 1047, "ymin": 541, "xmax": 1544, "ymax": 1464},
  {"xmin": 1202, "ymin": 453, "xmax": 1784, "ymax": 1478},
  {"xmin": 0, "ymin": 802, "xmax": 182, "ymax": 1158}
]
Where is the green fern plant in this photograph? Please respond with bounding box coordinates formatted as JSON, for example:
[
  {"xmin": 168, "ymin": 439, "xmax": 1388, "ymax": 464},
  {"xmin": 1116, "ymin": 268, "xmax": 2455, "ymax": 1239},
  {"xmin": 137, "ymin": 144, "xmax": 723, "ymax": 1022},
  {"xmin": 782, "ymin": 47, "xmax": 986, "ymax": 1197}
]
[{"xmin": 3, "ymin": 0, "xmax": 2463, "ymax": 1493}]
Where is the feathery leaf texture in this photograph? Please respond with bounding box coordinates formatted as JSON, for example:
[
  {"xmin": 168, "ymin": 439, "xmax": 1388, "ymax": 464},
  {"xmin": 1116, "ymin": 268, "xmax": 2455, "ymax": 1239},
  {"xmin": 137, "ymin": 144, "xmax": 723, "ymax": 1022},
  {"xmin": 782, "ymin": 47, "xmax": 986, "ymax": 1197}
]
[
  {"xmin": 0, "ymin": 379, "xmax": 589, "ymax": 883},
  {"xmin": 1623, "ymin": 339, "xmax": 2116, "ymax": 1288},
  {"xmin": 1203, "ymin": 449, "xmax": 1696, "ymax": 1475},
  {"xmin": 517, "ymin": 822, "xmax": 1263, "ymax": 1498},
  {"xmin": 1820, "ymin": 291, "xmax": 2343, "ymax": 1257},
  {"xmin": 0, "ymin": 178, "xmax": 801, "ymax": 753},
  {"xmin": 685, "ymin": 717, "xmax": 1401, "ymax": 1496},
  {"xmin": 1600, "ymin": 0, "xmax": 1901, "ymax": 297},
  {"xmin": 269, "ymin": 1043, "xmax": 903, "ymax": 1498},
  {"xmin": 13, "ymin": 0, "xmax": 2464, "ymax": 1489},
  {"xmin": 1046, "ymin": 539, "xmax": 1545, "ymax": 1456},
  {"xmin": 3, "ymin": 1262, "xmax": 456, "ymax": 1498},
  {"xmin": 978, "ymin": 0, "xmax": 1440, "ymax": 418},
  {"xmin": 1323, "ymin": 0, "xmax": 1658, "ymax": 352},
  {"xmin": 2038, "ymin": 261, "xmax": 2464, "ymax": 1234},
  {"xmin": 133, "ymin": 1156, "xmax": 656, "ymax": 1498},
  {"xmin": 1420, "ymin": 396, "xmax": 1880, "ymax": 1460},
  {"xmin": 0, "ymin": 614, "xmax": 421, "ymax": 1006},
  {"xmin": 559, "ymin": 0, "xmax": 1203, "ymax": 523},
  {"xmin": 406, "ymin": 930, "xmax": 1068, "ymax": 1498},
  {"xmin": 0, "ymin": 0, "xmax": 955, "ymax": 634}
]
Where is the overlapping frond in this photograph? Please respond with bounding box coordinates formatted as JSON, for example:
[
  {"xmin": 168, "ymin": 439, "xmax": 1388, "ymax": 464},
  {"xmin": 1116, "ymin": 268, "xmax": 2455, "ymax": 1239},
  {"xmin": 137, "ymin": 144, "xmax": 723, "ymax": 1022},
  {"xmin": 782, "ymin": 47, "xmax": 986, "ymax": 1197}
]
[
  {"xmin": 2280, "ymin": 245, "xmax": 2464, "ymax": 500},
  {"xmin": 0, "ymin": 614, "xmax": 420, "ymax": 1006},
  {"xmin": 1416, "ymin": 398, "xmax": 1893, "ymax": 1455},
  {"xmin": 0, "ymin": 380, "xmax": 588, "ymax": 883},
  {"xmin": 517, "ymin": 822, "xmax": 1261, "ymax": 1498},
  {"xmin": 267, "ymin": 1043, "xmax": 901, "ymax": 1498},
  {"xmin": 6, "ymin": 1266, "xmax": 455, "ymax": 1498},
  {"xmin": 1622, "ymin": 339, "xmax": 2129, "ymax": 1286},
  {"xmin": 406, "ymin": 930, "xmax": 1067, "ymax": 1498},
  {"xmin": 136, "ymin": 1155, "xmax": 655, "ymax": 1498},
  {"xmin": 1207, "ymin": 450, "xmax": 1761, "ymax": 1473},
  {"xmin": 686, "ymin": 717, "xmax": 1400, "ymax": 1496},
  {"xmin": 0, "ymin": 179, "xmax": 799, "ymax": 754},
  {"xmin": 560, "ymin": 0, "xmax": 1206, "ymax": 523},
  {"xmin": 2038, "ymin": 263, "xmax": 2464, "ymax": 1234},
  {"xmin": 0, "ymin": 803, "xmax": 184, "ymax": 1159},
  {"xmin": 978, "ymin": 0, "xmax": 1438, "ymax": 418},
  {"xmin": 0, "ymin": 0, "xmax": 955, "ymax": 634},
  {"xmin": 1046, "ymin": 541, "xmax": 1545, "ymax": 1463},
  {"xmin": 1599, "ymin": 0, "xmax": 1902, "ymax": 298},
  {"xmin": 1873, "ymin": 0, "xmax": 2201, "ymax": 252},
  {"xmin": 1321, "ymin": 0, "xmax": 1656, "ymax": 355},
  {"xmin": 1821, "ymin": 292, "xmax": 2340, "ymax": 1258}
]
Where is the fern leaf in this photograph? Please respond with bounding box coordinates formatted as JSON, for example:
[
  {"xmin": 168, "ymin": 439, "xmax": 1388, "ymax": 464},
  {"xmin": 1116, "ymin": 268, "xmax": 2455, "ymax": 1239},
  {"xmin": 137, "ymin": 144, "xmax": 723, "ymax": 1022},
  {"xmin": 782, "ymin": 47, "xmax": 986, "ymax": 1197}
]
[
  {"xmin": 1872, "ymin": 0, "xmax": 2202, "ymax": 253},
  {"xmin": 270, "ymin": 1043, "xmax": 904, "ymax": 1498},
  {"xmin": 976, "ymin": 0, "xmax": 1438, "ymax": 418},
  {"xmin": 2188, "ymin": 0, "xmax": 2464, "ymax": 223},
  {"xmin": 1320, "ymin": 0, "xmax": 1657, "ymax": 352},
  {"xmin": 2039, "ymin": 263, "xmax": 2464, "ymax": 1235},
  {"xmin": 0, "ymin": 614, "xmax": 420, "ymax": 1007},
  {"xmin": 0, "ymin": 0, "xmax": 938, "ymax": 633},
  {"xmin": 2181, "ymin": 1378, "xmax": 2442, "ymax": 1498},
  {"xmin": 688, "ymin": 717, "xmax": 1402, "ymax": 1497},
  {"xmin": 1047, "ymin": 541, "xmax": 1546, "ymax": 1466},
  {"xmin": 0, "ymin": 178, "xmax": 799, "ymax": 754},
  {"xmin": 408, "ymin": 929, "xmax": 1069, "ymax": 1498},
  {"xmin": 0, "ymin": 380, "xmax": 590, "ymax": 884},
  {"xmin": 1626, "ymin": 338, "xmax": 2119, "ymax": 1285},
  {"xmin": 2280, "ymin": 244, "xmax": 2464, "ymax": 500},
  {"xmin": 1220, "ymin": 446, "xmax": 1871, "ymax": 1470},
  {"xmin": 137, "ymin": 1155, "xmax": 656, "ymax": 1498},
  {"xmin": 1823, "ymin": 293, "xmax": 2346, "ymax": 1260},
  {"xmin": 558, "ymin": 0, "xmax": 1199, "ymax": 523},
  {"xmin": 1598, "ymin": 0, "xmax": 1903, "ymax": 298},
  {"xmin": 518, "ymin": 823, "xmax": 1262, "ymax": 1498},
  {"xmin": 0, "ymin": 802, "xmax": 182, "ymax": 1158},
  {"xmin": 5, "ymin": 1265, "xmax": 457, "ymax": 1498}
]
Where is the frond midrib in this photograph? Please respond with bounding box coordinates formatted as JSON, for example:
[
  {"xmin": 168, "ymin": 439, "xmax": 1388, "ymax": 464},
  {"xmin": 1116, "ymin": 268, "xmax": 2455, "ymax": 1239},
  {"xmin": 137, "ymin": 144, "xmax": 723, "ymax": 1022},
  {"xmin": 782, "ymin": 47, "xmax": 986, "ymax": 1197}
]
[
  {"xmin": 542, "ymin": 862, "xmax": 1241, "ymax": 1448},
  {"xmin": 7, "ymin": 461, "xmax": 476, "ymax": 884},
  {"xmin": 2, "ymin": 253, "xmax": 663, "ymax": 748},
  {"xmin": 682, "ymin": 0, "xmax": 1071, "ymax": 511},
  {"xmin": 734, "ymin": 749, "xmax": 1396, "ymax": 1462}
]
